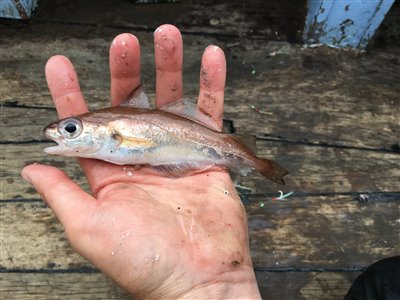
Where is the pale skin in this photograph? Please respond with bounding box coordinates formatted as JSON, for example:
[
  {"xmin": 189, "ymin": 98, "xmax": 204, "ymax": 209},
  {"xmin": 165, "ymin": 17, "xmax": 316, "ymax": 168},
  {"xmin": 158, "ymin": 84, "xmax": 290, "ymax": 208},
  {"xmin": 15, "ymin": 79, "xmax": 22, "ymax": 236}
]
[{"xmin": 21, "ymin": 25, "xmax": 262, "ymax": 299}]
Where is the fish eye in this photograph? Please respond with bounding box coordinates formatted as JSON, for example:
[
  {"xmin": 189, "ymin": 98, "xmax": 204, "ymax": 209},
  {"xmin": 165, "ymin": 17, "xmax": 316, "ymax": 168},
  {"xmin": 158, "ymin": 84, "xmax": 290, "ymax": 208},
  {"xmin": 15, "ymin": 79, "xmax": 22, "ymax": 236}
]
[
  {"xmin": 64, "ymin": 123, "xmax": 77, "ymax": 133},
  {"xmin": 58, "ymin": 118, "xmax": 83, "ymax": 139}
]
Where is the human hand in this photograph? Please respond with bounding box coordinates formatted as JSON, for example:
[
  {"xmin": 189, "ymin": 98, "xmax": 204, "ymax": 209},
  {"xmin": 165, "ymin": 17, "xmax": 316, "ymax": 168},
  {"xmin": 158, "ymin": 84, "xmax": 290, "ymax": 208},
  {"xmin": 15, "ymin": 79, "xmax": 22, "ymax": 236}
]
[{"xmin": 21, "ymin": 25, "xmax": 261, "ymax": 299}]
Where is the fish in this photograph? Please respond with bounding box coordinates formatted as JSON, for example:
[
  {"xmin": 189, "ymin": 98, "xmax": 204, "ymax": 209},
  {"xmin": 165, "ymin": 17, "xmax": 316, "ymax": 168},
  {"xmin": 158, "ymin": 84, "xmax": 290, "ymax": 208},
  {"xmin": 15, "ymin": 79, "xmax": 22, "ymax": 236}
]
[{"xmin": 44, "ymin": 85, "xmax": 288, "ymax": 184}]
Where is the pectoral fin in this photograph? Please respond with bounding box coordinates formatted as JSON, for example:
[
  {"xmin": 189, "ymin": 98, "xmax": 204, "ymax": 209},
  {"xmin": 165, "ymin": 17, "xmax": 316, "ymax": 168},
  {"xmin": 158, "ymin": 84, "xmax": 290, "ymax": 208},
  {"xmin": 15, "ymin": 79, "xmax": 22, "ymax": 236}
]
[{"xmin": 112, "ymin": 132, "xmax": 156, "ymax": 149}]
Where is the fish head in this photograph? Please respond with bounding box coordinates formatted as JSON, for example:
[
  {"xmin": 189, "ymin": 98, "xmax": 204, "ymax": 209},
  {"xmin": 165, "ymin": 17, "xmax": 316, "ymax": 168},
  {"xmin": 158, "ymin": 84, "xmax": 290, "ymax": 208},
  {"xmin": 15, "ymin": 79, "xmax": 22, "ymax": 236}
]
[{"xmin": 44, "ymin": 117, "xmax": 107, "ymax": 156}]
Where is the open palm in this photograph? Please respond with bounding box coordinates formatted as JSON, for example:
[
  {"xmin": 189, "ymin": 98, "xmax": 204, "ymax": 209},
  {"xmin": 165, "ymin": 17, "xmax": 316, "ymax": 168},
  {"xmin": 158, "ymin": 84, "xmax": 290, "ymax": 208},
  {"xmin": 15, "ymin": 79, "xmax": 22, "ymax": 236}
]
[{"xmin": 22, "ymin": 25, "xmax": 261, "ymax": 299}]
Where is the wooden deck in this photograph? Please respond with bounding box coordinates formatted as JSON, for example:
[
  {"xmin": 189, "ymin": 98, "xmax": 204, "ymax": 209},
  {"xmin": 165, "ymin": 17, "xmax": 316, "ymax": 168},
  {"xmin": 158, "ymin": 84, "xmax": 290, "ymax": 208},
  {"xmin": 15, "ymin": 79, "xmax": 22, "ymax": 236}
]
[{"xmin": 1, "ymin": 1, "xmax": 399, "ymax": 299}]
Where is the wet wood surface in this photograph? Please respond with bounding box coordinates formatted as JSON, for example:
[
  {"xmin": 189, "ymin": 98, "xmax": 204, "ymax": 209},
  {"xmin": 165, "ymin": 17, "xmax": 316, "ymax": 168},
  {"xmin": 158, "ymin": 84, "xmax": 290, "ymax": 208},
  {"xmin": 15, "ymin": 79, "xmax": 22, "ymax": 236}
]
[
  {"xmin": 0, "ymin": 271, "xmax": 360, "ymax": 299},
  {"xmin": 1, "ymin": 1, "xmax": 399, "ymax": 299}
]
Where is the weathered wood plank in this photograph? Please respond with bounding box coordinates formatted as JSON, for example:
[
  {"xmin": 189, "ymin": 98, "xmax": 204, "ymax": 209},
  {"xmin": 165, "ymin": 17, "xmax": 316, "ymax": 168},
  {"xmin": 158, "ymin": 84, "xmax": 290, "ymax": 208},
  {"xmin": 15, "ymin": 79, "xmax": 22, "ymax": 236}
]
[
  {"xmin": 1, "ymin": 144, "xmax": 90, "ymax": 200},
  {"xmin": 2, "ymin": 141, "xmax": 399, "ymax": 200},
  {"xmin": 1, "ymin": 35, "xmax": 399, "ymax": 150},
  {"xmin": 31, "ymin": 0, "xmax": 306, "ymax": 40},
  {"xmin": 0, "ymin": 271, "xmax": 360, "ymax": 300},
  {"xmin": 1, "ymin": 195, "xmax": 398, "ymax": 270},
  {"xmin": 0, "ymin": 273, "xmax": 130, "ymax": 299},
  {"xmin": 224, "ymin": 67, "xmax": 400, "ymax": 151},
  {"xmin": 255, "ymin": 271, "xmax": 360, "ymax": 300},
  {"xmin": 0, "ymin": 202, "xmax": 90, "ymax": 270},
  {"xmin": 239, "ymin": 140, "xmax": 400, "ymax": 193},
  {"xmin": 247, "ymin": 195, "xmax": 400, "ymax": 269},
  {"xmin": 1, "ymin": 2, "xmax": 398, "ymax": 299}
]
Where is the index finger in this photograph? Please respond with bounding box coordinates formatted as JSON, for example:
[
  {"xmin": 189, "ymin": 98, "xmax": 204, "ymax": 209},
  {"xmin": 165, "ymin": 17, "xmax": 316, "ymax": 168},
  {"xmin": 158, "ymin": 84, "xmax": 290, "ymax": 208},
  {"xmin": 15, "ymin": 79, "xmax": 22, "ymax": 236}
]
[
  {"xmin": 45, "ymin": 55, "xmax": 88, "ymax": 118},
  {"xmin": 45, "ymin": 55, "xmax": 103, "ymax": 187}
]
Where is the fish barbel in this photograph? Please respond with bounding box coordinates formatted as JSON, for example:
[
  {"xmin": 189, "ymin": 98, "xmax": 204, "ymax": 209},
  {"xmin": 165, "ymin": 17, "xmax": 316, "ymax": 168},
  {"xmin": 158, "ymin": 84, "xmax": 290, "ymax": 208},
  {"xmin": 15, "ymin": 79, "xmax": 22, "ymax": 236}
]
[{"xmin": 44, "ymin": 86, "xmax": 288, "ymax": 184}]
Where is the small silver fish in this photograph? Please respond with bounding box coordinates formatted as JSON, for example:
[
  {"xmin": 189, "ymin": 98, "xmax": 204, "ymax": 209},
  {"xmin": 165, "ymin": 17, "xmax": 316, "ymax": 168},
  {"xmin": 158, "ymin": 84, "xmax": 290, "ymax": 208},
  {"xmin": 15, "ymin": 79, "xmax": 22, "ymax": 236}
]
[{"xmin": 44, "ymin": 86, "xmax": 288, "ymax": 184}]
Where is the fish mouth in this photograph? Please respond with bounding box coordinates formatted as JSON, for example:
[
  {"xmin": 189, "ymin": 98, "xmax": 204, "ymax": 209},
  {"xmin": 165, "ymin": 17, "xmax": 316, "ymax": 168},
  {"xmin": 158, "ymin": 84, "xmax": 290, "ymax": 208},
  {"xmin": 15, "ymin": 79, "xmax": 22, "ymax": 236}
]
[
  {"xmin": 43, "ymin": 123, "xmax": 67, "ymax": 155},
  {"xmin": 44, "ymin": 140, "xmax": 68, "ymax": 155}
]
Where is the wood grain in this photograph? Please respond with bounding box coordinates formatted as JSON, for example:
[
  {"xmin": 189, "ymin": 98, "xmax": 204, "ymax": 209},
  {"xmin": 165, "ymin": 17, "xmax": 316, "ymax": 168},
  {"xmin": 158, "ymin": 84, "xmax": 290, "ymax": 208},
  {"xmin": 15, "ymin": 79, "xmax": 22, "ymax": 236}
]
[
  {"xmin": 255, "ymin": 271, "xmax": 360, "ymax": 300},
  {"xmin": 247, "ymin": 195, "xmax": 399, "ymax": 269},
  {"xmin": 0, "ymin": 273, "xmax": 130, "ymax": 299},
  {"xmin": 0, "ymin": 271, "xmax": 360, "ymax": 300},
  {"xmin": 1, "ymin": 3, "xmax": 399, "ymax": 298}
]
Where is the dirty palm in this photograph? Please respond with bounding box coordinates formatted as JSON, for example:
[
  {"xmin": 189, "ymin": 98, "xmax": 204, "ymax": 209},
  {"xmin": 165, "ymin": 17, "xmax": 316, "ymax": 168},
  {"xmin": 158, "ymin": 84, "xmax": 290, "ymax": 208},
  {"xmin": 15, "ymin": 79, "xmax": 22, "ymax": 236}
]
[{"xmin": 44, "ymin": 85, "xmax": 288, "ymax": 184}]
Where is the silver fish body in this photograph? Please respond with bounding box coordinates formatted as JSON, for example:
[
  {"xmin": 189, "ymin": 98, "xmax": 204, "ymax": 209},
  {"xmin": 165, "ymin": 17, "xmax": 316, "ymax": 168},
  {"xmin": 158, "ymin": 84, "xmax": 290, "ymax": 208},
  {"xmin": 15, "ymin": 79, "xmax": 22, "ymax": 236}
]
[{"xmin": 44, "ymin": 87, "xmax": 288, "ymax": 184}]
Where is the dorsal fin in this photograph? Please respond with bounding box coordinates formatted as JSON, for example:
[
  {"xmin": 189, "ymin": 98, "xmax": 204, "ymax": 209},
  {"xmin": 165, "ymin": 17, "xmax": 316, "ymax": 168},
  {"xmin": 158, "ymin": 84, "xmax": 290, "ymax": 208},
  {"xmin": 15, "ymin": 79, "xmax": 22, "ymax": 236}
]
[
  {"xmin": 120, "ymin": 84, "xmax": 150, "ymax": 109},
  {"xmin": 158, "ymin": 98, "xmax": 221, "ymax": 132}
]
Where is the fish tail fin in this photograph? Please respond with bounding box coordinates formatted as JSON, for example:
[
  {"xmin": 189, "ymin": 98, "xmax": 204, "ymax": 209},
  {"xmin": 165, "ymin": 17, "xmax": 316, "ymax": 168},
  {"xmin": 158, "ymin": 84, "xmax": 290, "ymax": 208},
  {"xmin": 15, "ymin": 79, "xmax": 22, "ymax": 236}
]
[{"xmin": 256, "ymin": 158, "xmax": 288, "ymax": 185}]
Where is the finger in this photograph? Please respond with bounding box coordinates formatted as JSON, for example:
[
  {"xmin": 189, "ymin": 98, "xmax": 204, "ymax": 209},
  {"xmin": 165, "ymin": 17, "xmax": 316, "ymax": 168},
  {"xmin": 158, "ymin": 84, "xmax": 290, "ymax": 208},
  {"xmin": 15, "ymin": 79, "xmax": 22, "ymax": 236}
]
[
  {"xmin": 45, "ymin": 56, "xmax": 101, "ymax": 181},
  {"xmin": 21, "ymin": 164, "xmax": 96, "ymax": 231},
  {"xmin": 110, "ymin": 33, "xmax": 141, "ymax": 106},
  {"xmin": 198, "ymin": 45, "xmax": 226, "ymax": 130},
  {"xmin": 154, "ymin": 24, "xmax": 183, "ymax": 107},
  {"xmin": 45, "ymin": 55, "xmax": 89, "ymax": 118}
]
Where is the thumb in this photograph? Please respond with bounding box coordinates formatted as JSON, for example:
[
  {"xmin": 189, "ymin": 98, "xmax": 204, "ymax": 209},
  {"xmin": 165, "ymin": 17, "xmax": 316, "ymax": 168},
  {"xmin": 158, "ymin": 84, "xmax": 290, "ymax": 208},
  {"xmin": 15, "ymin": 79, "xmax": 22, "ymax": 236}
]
[{"xmin": 21, "ymin": 164, "xmax": 96, "ymax": 230}]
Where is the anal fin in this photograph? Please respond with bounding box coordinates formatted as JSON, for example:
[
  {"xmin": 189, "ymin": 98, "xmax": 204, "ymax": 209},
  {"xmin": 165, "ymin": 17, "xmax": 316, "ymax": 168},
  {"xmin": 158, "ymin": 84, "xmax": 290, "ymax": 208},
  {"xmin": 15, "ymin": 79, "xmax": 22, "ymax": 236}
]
[{"xmin": 153, "ymin": 162, "xmax": 214, "ymax": 178}]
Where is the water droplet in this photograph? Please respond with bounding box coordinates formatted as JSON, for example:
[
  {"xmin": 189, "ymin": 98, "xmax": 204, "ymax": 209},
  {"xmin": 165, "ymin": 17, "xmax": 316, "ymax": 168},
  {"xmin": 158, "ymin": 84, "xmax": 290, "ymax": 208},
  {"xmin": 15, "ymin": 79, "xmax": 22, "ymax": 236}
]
[
  {"xmin": 209, "ymin": 17, "xmax": 220, "ymax": 26},
  {"xmin": 111, "ymin": 251, "xmax": 115, "ymax": 256},
  {"xmin": 121, "ymin": 40, "xmax": 127, "ymax": 46},
  {"xmin": 127, "ymin": 171, "xmax": 133, "ymax": 176}
]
